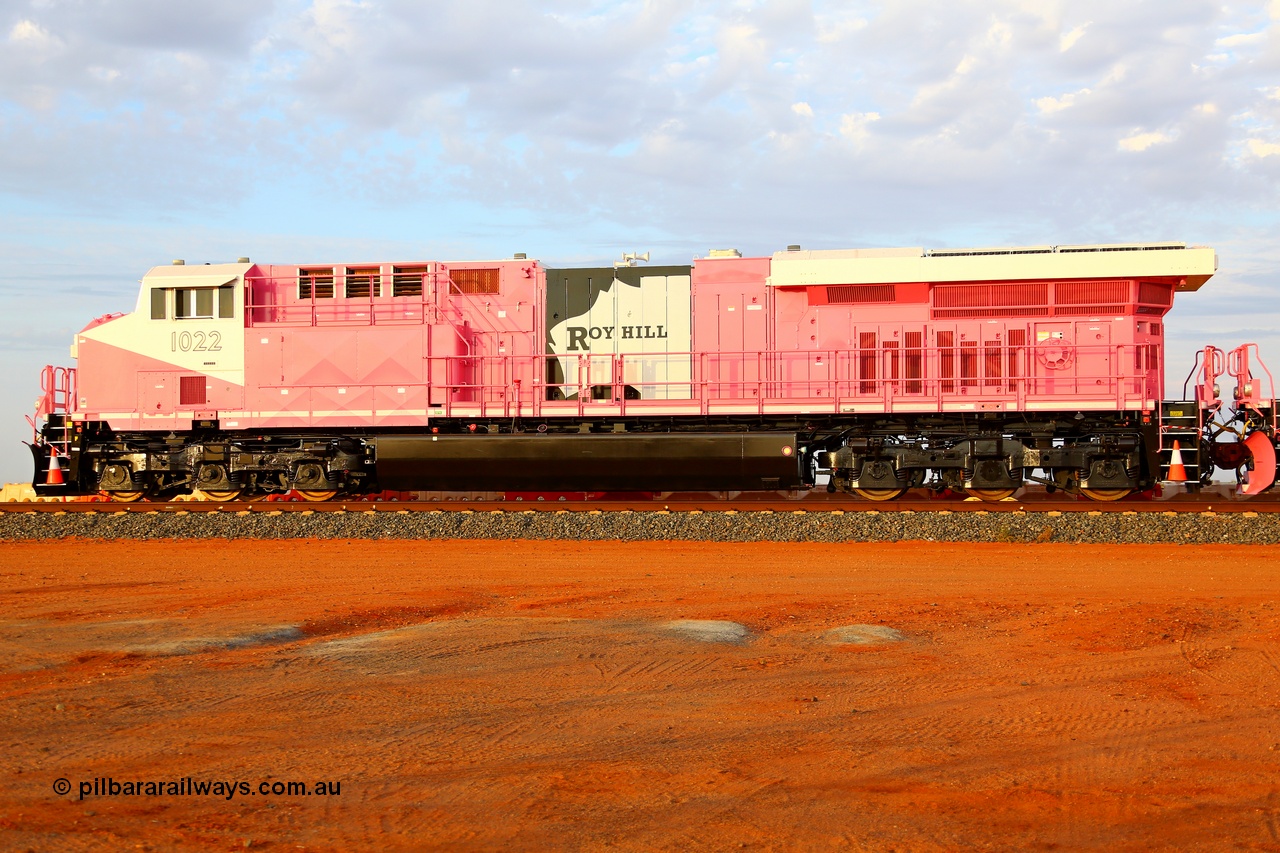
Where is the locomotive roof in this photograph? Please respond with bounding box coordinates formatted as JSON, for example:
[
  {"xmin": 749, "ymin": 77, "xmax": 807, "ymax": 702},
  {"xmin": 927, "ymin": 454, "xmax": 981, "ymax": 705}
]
[
  {"xmin": 768, "ymin": 243, "xmax": 1216, "ymax": 291},
  {"xmin": 142, "ymin": 261, "xmax": 253, "ymax": 286}
]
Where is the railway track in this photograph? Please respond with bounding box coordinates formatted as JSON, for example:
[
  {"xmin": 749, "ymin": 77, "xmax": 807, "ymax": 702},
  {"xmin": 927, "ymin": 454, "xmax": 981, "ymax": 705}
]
[{"xmin": 3, "ymin": 487, "xmax": 1277, "ymax": 514}]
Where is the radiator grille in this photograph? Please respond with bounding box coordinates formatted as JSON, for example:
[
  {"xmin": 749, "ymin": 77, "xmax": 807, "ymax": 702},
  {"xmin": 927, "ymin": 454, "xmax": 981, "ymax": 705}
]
[
  {"xmin": 449, "ymin": 268, "xmax": 500, "ymax": 294},
  {"xmin": 1057, "ymin": 280, "xmax": 1130, "ymax": 304},
  {"xmin": 180, "ymin": 376, "xmax": 206, "ymax": 406},
  {"xmin": 826, "ymin": 284, "xmax": 896, "ymax": 303},
  {"xmin": 1138, "ymin": 281, "xmax": 1172, "ymax": 305},
  {"xmin": 932, "ymin": 282, "xmax": 1049, "ymax": 318}
]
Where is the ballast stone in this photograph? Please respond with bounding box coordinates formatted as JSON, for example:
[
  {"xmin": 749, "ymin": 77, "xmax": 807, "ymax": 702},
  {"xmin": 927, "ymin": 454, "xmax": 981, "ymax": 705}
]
[{"xmin": 0, "ymin": 508, "xmax": 1277, "ymax": 543}]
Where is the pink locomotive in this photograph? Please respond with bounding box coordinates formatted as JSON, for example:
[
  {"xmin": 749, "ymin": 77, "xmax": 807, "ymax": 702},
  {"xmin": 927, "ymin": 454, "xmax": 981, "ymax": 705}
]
[{"xmin": 29, "ymin": 240, "xmax": 1274, "ymax": 501}]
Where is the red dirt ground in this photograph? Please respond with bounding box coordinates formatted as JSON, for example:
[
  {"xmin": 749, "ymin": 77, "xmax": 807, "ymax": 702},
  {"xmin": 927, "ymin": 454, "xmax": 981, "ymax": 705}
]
[{"xmin": 3, "ymin": 540, "xmax": 1280, "ymax": 851}]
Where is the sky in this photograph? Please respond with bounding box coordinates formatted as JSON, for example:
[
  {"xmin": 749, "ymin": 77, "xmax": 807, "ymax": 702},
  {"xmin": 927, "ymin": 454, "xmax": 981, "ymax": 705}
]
[{"xmin": 2, "ymin": 0, "xmax": 1279, "ymax": 484}]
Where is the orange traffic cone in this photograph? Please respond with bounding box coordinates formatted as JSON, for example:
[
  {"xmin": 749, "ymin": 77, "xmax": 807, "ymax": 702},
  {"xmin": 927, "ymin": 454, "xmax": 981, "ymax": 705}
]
[
  {"xmin": 1167, "ymin": 440, "xmax": 1188, "ymax": 482},
  {"xmin": 46, "ymin": 447, "xmax": 65, "ymax": 486}
]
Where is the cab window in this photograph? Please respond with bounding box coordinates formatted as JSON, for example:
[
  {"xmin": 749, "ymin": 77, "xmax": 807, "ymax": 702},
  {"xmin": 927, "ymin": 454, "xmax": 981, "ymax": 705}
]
[
  {"xmin": 172, "ymin": 285, "xmax": 235, "ymax": 320},
  {"xmin": 176, "ymin": 288, "xmax": 214, "ymax": 319}
]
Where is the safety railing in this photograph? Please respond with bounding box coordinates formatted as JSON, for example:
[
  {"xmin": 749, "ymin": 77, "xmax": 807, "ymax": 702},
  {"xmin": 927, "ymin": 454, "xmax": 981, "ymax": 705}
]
[
  {"xmin": 243, "ymin": 271, "xmax": 450, "ymax": 328},
  {"xmin": 249, "ymin": 344, "xmax": 1160, "ymax": 423},
  {"xmin": 28, "ymin": 364, "xmax": 77, "ymax": 446}
]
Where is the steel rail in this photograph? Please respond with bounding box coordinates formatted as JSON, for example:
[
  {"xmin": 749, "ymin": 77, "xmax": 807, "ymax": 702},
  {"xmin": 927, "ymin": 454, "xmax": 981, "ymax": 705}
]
[{"xmin": 3, "ymin": 493, "xmax": 1279, "ymax": 515}]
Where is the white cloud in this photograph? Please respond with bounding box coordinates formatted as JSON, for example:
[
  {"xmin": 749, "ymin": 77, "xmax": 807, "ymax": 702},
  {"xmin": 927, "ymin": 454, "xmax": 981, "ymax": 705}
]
[
  {"xmin": 1118, "ymin": 131, "xmax": 1175, "ymax": 152},
  {"xmin": 909, "ymin": 53, "xmax": 980, "ymax": 109},
  {"xmin": 307, "ymin": 0, "xmax": 372, "ymax": 52},
  {"xmin": 1100, "ymin": 64, "xmax": 1127, "ymax": 86},
  {"xmin": 10, "ymin": 19, "xmax": 45, "ymax": 42},
  {"xmin": 1059, "ymin": 23, "xmax": 1090, "ymax": 52},
  {"xmin": 1247, "ymin": 139, "xmax": 1280, "ymax": 157},
  {"xmin": 986, "ymin": 21, "xmax": 1013, "ymax": 49},
  {"xmin": 1036, "ymin": 88, "xmax": 1091, "ymax": 115},
  {"xmin": 1216, "ymin": 32, "xmax": 1266, "ymax": 48},
  {"xmin": 0, "ymin": 0, "xmax": 1275, "ymax": 290},
  {"xmin": 8, "ymin": 19, "xmax": 60, "ymax": 51},
  {"xmin": 814, "ymin": 11, "xmax": 867, "ymax": 44},
  {"xmin": 838, "ymin": 111, "xmax": 880, "ymax": 145},
  {"xmin": 88, "ymin": 66, "xmax": 122, "ymax": 83}
]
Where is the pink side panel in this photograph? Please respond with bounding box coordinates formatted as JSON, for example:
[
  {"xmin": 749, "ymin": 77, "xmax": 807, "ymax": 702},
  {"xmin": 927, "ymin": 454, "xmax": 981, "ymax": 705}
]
[
  {"xmin": 691, "ymin": 257, "xmax": 771, "ymax": 399},
  {"xmin": 77, "ymin": 336, "xmax": 245, "ymax": 427}
]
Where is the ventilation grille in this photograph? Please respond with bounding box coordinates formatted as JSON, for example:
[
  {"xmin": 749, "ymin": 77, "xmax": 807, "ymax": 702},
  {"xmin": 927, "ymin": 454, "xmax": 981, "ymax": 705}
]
[
  {"xmin": 298, "ymin": 269, "xmax": 334, "ymax": 300},
  {"xmin": 180, "ymin": 376, "xmax": 206, "ymax": 406},
  {"xmin": 345, "ymin": 268, "xmax": 381, "ymax": 298},
  {"xmin": 826, "ymin": 284, "xmax": 896, "ymax": 304},
  {"xmin": 392, "ymin": 266, "xmax": 428, "ymax": 297}
]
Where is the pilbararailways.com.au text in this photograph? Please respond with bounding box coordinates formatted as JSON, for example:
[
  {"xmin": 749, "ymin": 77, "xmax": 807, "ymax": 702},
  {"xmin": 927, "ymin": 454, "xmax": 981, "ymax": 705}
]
[{"xmin": 54, "ymin": 777, "xmax": 342, "ymax": 801}]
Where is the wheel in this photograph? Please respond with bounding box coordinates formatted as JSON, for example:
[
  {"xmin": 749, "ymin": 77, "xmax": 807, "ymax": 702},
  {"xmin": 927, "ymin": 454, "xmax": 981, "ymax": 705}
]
[
  {"xmin": 203, "ymin": 490, "xmax": 242, "ymax": 501},
  {"xmin": 1080, "ymin": 488, "xmax": 1131, "ymax": 502},
  {"xmin": 852, "ymin": 488, "xmax": 907, "ymax": 502},
  {"xmin": 297, "ymin": 490, "xmax": 338, "ymax": 502},
  {"xmin": 968, "ymin": 488, "xmax": 1016, "ymax": 502},
  {"xmin": 107, "ymin": 490, "xmax": 145, "ymax": 503}
]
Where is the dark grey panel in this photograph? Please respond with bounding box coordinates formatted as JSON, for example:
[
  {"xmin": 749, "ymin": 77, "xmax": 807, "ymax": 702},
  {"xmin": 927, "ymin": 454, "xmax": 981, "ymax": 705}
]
[{"xmin": 374, "ymin": 432, "xmax": 801, "ymax": 491}]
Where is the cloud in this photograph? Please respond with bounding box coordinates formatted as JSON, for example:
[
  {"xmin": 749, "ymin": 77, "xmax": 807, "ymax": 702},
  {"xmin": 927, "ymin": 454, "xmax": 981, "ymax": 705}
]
[
  {"xmin": 9, "ymin": 19, "xmax": 60, "ymax": 50},
  {"xmin": 1247, "ymin": 139, "xmax": 1280, "ymax": 157},
  {"xmin": 0, "ymin": 0, "xmax": 1276, "ymax": 252},
  {"xmin": 814, "ymin": 10, "xmax": 867, "ymax": 43},
  {"xmin": 1216, "ymin": 32, "xmax": 1266, "ymax": 48},
  {"xmin": 1059, "ymin": 22, "xmax": 1090, "ymax": 52},
  {"xmin": 1036, "ymin": 88, "xmax": 1091, "ymax": 114},
  {"xmin": 838, "ymin": 111, "xmax": 880, "ymax": 144},
  {"xmin": 1118, "ymin": 130, "xmax": 1175, "ymax": 151}
]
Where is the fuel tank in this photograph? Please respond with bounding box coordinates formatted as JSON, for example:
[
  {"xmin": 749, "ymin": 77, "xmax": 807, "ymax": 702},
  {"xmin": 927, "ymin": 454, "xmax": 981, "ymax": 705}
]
[{"xmin": 373, "ymin": 432, "xmax": 802, "ymax": 492}]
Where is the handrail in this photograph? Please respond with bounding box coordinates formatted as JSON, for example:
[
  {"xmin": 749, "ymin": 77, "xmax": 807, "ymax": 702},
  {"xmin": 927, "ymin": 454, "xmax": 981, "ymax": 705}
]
[{"xmin": 252, "ymin": 343, "xmax": 1159, "ymax": 424}]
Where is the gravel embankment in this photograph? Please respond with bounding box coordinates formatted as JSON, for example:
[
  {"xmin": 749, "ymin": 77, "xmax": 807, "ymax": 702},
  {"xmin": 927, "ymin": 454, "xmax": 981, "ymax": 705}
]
[{"xmin": 0, "ymin": 508, "xmax": 1276, "ymax": 543}]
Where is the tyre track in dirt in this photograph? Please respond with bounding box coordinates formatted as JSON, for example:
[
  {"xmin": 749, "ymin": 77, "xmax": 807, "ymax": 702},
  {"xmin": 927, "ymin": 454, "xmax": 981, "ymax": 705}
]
[{"xmin": 7, "ymin": 540, "xmax": 1280, "ymax": 850}]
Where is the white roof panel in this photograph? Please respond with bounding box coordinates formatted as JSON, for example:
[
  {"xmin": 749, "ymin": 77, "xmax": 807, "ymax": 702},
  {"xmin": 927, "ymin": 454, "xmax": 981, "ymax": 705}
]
[{"xmin": 767, "ymin": 244, "xmax": 1216, "ymax": 291}]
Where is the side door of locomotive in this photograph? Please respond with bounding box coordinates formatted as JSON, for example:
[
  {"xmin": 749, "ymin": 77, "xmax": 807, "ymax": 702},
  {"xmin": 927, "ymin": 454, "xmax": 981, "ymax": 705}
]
[
  {"xmin": 714, "ymin": 290, "xmax": 752, "ymax": 399},
  {"xmin": 1075, "ymin": 321, "xmax": 1112, "ymax": 396}
]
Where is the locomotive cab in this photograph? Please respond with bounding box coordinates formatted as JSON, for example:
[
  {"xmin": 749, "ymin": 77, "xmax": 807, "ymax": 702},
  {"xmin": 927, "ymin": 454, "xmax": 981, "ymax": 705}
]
[{"xmin": 74, "ymin": 260, "xmax": 250, "ymax": 431}]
